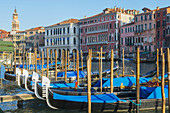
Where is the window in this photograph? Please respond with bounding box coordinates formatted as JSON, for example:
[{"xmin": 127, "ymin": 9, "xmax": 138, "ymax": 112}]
[
  {"xmin": 36, "ymin": 36, "xmax": 39, "ymax": 40},
  {"xmin": 47, "ymin": 30, "xmax": 49, "ymax": 36},
  {"xmin": 156, "ymin": 21, "xmax": 160, "ymax": 28},
  {"xmin": 51, "ymin": 29, "xmax": 52, "ymax": 35},
  {"xmin": 144, "ymin": 37, "xmax": 147, "ymax": 43},
  {"xmin": 67, "ymin": 27, "xmax": 69, "ymax": 34},
  {"xmin": 145, "ymin": 24, "xmax": 147, "ymax": 30},
  {"xmin": 157, "ymin": 30, "xmax": 160, "ymax": 38},
  {"xmin": 109, "ymin": 33, "xmax": 111, "ymax": 41},
  {"xmin": 109, "ymin": 23, "xmax": 112, "ymax": 29},
  {"xmin": 29, "ymin": 31, "xmax": 33, "ymax": 34},
  {"xmin": 163, "ymin": 41, "xmax": 165, "ymax": 47},
  {"xmin": 154, "ymin": 14, "xmax": 156, "ymax": 19},
  {"xmin": 135, "ymin": 17, "xmax": 138, "ymax": 22},
  {"xmin": 163, "ymin": 11, "xmax": 166, "ymax": 17},
  {"xmin": 67, "ymin": 37, "xmax": 69, "ymax": 45},
  {"xmin": 73, "ymin": 27, "xmax": 76, "ymax": 34},
  {"xmin": 162, "ymin": 20, "xmax": 166, "ymax": 27},
  {"xmin": 141, "ymin": 16, "xmax": 143, "ymax": 21},
  {"xmin": 60, "ymin": 28, "xmax": 62, "ymax": 34},
  {"xmin": 73, "ymin": 38, "xmax": 76, "ymax": 45},
  {"xmin": 63, "ymin": 38, "xmax": 65, "ymax": 45},
  {"xmin": 121, "ymin": 38, "xmax": 123, "ymax": 45},
  {"xmin": 121, "ymin": 29, "xmax": 123, "ymax": 33},
  {"xmin": 149, "ymin": 36, "xmax": 152, "ymax": 42},
  {"xmin": 105, "ymin": 17, "xmax": 108, "ymax": 20},
  {"xmin": 53, "ymin": 29, "xmax": 55, "ymax": 35},
  {"xmin": 145, "ymin": 46, "xmax": 147, "ymax": 51},
  {"xmin": 81, "ymin": 39, "xmax": 82, "ymax": 44},
  {"xmin": 157, "ymin": 13, "xmax": 160, "ymax": 18},
  {"xmin": 157, "ymin": 42, "xmax": 160, "ymax": 48},
  {"xmin": 145, "ymin": 15, "xmax": 147, "ymax": 20},
  {"xmin": 149, "ymin": 14, "xmax": 152, "ymax": 20},
  {"xmin": 85, "ymin": 28, "xmax": 87, "ymax": 33},
  {"xmin": 163, "ymin": 30, "xmax": 166, "ymax": 38},
  {"xmin": 125, "ymin": 28, "xmax": 127, "ymax": 33},
  {"xmin": 98, "ymin": 18, "xmax": 100, "ymax": 22},
  {"xmin": 149, "ymin": 23, "xmax": 152, "ymax": 30},
  {"xmin": 109, "ymin": 16, "xmax": 112, "ymax": 20},
  {"xmin": 149, "ymin": 46, "xmax": 151, "ymax": 51},
  {"xmin": 56, "ymin": 28, "xmax": 57, "ymax": 35}
]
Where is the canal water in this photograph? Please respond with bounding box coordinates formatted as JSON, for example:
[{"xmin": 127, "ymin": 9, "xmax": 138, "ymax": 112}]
[{"xmin": 0, "ymin": 60, "xmax": 168, "ymax": 113}]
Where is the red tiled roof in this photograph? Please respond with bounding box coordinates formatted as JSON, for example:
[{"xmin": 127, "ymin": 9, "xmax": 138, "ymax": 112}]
[
  {"xmin": 26, "ymin": 26, "xmax": 44, "ymax": 31},
  {"xmin": 48, "ymin": 18, "xmax": 79, "ymax": 27},
  {"xmin": 0, "ymin": 29, "xmax": 8, "ymax": 33}
]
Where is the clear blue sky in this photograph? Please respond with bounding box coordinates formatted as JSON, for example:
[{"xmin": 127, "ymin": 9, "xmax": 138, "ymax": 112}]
[{"xmin": 0, "ymin": 0, "xmax": 169, "ymax": 31}]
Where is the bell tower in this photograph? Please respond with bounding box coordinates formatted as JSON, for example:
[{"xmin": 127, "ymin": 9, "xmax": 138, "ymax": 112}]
[{"xmin": 12, "ymin": 8, "xmax": 19, "ymax": 32}]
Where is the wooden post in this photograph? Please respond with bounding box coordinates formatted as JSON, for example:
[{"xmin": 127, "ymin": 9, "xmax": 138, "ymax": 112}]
[
  {"xmin": 46, "ymin": 48, "xmax": 49, "ymax": 78},
  {"xmin": 110, "ymin": 49, "xmax": 114, "ymax": 93},
  {"xmin": 122, "ymin": 48, "xmax": 124, "ymax": 77},
  {"xmin": 167, "ymin": 48, "xmax": 170, "ymax": 113},
  {"xmin": 26, "ymin": 52, "xmax": 28, "ymax": 70},
  {"xmin": 136, "ymin": 47, "xmax": 140, "ymax": 113},
  {"xmin": 87, "ymin": 49, "xmax": 91, "ymax": 113},
  {"xmin": 23, "ymin": 50, "xmax": 25, "ymax": 69},
  {"xmin": 35, "ymin": 48, "xmax": 37, "ymax": 73},
  {"xmin": 81, "ymin": 50, "xmax": 83, "ymax": 71},
  {"xmin": 68, "ymin": 50, "xmax": 70, "ymax": 69},
  {"xmin": 98, "ymin": 51, "xmax": 100, "ymax": 79},
  {"xmin": 61, "ymin": 50, "xmax": 64, "ymax": 70},
  {"xmin": 55, "ymin": 50, "xmax": 57, "ymax": 81},
  {"xmin": 76, "ymin": 50, "xmax": 79, "ymax": 85},
  {"xmin": 157, "ymin": 49, "xmax": 159, "ymax": 79},
  {"xmin": 161, "ymin": 53, "xmax": 165, "ymax": 113},
  {"xmin": 65, "ymin": 50, "xmax": 67, "ymax": 82},
  {"xmin": 14, "ymin": 48, "xmax": 16, "ymax": 75},
  {"xmin": 100, "ymin": 47, "xmax": 102, "ymax": 92},
  {"xmin": 41, "ymin": 50, "xmax": 44, "ymax": 76},
  {"xmin": 73, "ymin": 50, "xmax": 75, "ymax": 71},
  {"xmin": 11, "ymin": 52, "xmax": 13, "ymax": 71},
  {"xmin": 161, "ymin": 47, "xmax": 163, "ymax": 55},
  {"xmin": 50, "ymin": 49, "xmax": 53, "ymax": 64}
]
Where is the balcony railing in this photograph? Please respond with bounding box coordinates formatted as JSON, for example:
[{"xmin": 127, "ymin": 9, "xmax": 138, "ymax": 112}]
[
  {"xmin": 86, "ymin": 29, "xmax": 108, "ymax": 34},
  {"xmin": 87, "ymin": 41, "xmax": 108, "ymax": 45},
  {"xmin": 134, "ymin": 43, "xmax": 143, "ymax": 46}
]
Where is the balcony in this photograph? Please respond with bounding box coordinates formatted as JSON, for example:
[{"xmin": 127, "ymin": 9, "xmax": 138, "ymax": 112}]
[
  {"xmin": 86, "ymin": 29, "xmax": 108, "ymax": 34},
  {"xmin": 134, "ymin": 43, "xmax": 143, "ymax": 46},
  {"xmin": 87, "ymin": 41, "xmax": 108, "ymax": 45}
]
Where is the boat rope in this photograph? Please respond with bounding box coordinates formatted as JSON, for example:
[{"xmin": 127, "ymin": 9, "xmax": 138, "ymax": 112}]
[{"xmin": 128, "ymin": 99, "xmax": 141, "ymax": 106}]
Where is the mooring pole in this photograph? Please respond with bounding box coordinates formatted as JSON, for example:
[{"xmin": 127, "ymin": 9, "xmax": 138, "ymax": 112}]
[
  {"xmin": 110, "ymin": 49, "xmax": 114, "ymax": 93},
  {"xmin": 81, "ymin": 50, "xmax": 83, "ymax": 71},
  {"xmin": 67, "ymin": 50, "xmax": 70, "ymax": 69},
  {"xmin": 122, "ymin": 48, "xmax": 124, "ymax": 77},
  {"xmin": 136, "ymin": 47, "xmax": 140, "ymax": 113},
  {"xmin": 23, "ymin": 50, "xmax": 25, "ymax": 69},
  {"xmin": 161, "ymin": 53, "xmax": 165, "ymax": 113},
  {"xmin": 26, "ymin": 52, "xmax": 28, "ymax": 70},
  {"xmin": 87, "ymin": 49, "xmax": 91, "ymax": 113},
  {"xmin": 46, "ymin": 48, "xmax": 49, "ymax": 78},
  {"xmin": 167, "ymin": 48, "xmax": 170, "ymax": 113},
  {"xmin": 50, "ymin": 49, "xmax": 53, "ymax": 64},
  {"xmin": 35, "ymin": 48, "xmax": 37, "ymax": 73},
  {"xmin": 73, "ymin": 50, "xmax": 75, "ymax": 71},
  {"xmin": 55, "ymin": 50, "xmax": 57, "ymax": 81},
  {"xmin": 14, "ymin": 48, "xmax": 16, "ymax": 75},
  {"xmin": 62, "ymin": 50, "xmax": 64, "ymax": 70},
  {"xmin": 76, "ymin": 50, "xmax": 79, "ymax": 85},
  {"xmin": 157, "ymin": 49, "xmax": 159, "ymax": 79},
  {"xmin": 41, "ymin": 50, "xmax": 44, "ymax": 76},
  {"xmin": 100, "ymin": 47, "xmax": 103, "ymax": 92},
  {"xmin": 161, "ymin": 47, "xmax": 163, "ymax": 55},
  {"xmin": 65, "ymin": 50, "xmax": 67, "ymax": 82}
]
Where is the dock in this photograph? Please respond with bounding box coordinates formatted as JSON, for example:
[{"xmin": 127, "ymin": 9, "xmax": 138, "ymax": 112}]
[{"xmin": 0, "ymin": 93, "xmax": 37, "ymax": 103}]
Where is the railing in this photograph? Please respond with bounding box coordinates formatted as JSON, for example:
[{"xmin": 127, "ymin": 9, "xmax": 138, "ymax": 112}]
[
  {"xmin": 86, "ymin": 29, "xmax": 108, "ymax": 34},
  {"xmin": 134, "ymin": 43, "xmax": 143, "ymax": 46},
  {"xmin": 87, "ymin": 41, "xmax": 108, "ymax": 45}
]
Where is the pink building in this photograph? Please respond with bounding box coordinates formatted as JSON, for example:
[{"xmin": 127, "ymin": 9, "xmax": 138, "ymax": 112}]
[
  {"xmin": 120, "ymin": 22, "xmax": 135, "ymax": 58},
  {"xmin": 80, "ymin": 7, "xmax": 139, "ymax": 58},
  {"xmin": 134, "ymin": 7, "xmax": 156, "ymax": 56},
  {"xmin": 166, "ymin": 13, "xmax": 170, "ymax": 48}
]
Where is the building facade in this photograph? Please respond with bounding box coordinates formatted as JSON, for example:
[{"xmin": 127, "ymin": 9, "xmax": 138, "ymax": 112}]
[
  {"xmin": 24, "ymin": 26, "xmax": 45, "ymax": 51},
  {"xmin": 0, "ymin": 29, "xmax": 9, "ymax": 40},
  {"xmin": 166, "ymin": 13, "xmax": 170, "ymax": 48},
  {"xmin": 156, "ymin": 6, "xmax": 170, "ymax": 51},
  {"xmin": 80, "ymin": 7, "xmax": 139, "ymax": 58},
  {"xmin": 44, "ymin": 19, "xmax": 80, "ymax": 58},
  {"xmin": 134, "ymin": 7, "xmax": 156, "ymax": 57},
  {"xmin": 120, "ymin": 22, "xmax": 135, "ymax": 58}
]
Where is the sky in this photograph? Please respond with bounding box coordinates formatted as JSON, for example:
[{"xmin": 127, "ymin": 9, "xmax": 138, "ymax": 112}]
[{"xmin": 0, "ymin": 0, "xmax": 170, "ymax": 31}]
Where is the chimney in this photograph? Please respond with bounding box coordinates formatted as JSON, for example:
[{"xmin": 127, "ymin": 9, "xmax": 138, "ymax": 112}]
[
  {"xmin": 84, "ymin": 16, "xmax": 87, "ymax": 18},
  {"xmin": 114, "ymin": 6, "xmax": 116, "ymax": 11},
  {"xmin": 120, "ymin": 7, "xmax": 122, "ymax": 12},
  {"xmin": 123, "ymin": 8, "xmax": 125, "ymax": 13},
  {"xmin": 157, "ymin": 6, "xmax": 159, "ymax": 10}
]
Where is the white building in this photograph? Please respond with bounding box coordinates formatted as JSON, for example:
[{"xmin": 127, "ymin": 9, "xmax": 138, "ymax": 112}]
[{"xmin": 44, "ymin": 18, "xmax": 80, "ymax": 58}]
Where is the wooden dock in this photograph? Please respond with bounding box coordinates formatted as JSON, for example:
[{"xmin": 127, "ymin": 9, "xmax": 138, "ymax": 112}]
[{"xmin": 0, "ymin": 93, "xmax": 37, "ymax": 103}]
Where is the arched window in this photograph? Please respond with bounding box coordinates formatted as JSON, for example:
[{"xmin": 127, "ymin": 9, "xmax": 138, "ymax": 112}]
[
  {"xmin": 81, "ymin": 39, "xmax": 82, "ymax": 44},
  {"xmin": 73, "ymin": 27, "xmax": 76, "ymax": 34},
  {"xmin": 51, "ymin": 29, "xmax": 52, "ymax": 35},
  {"xmin": 47, "ymin": 30, "xmax": 49, "ymax": 36},
  {"xmin": 74, "ymin": 37, "xmax": 76, "ymax": 45}
]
